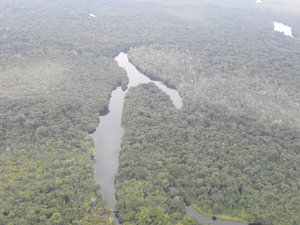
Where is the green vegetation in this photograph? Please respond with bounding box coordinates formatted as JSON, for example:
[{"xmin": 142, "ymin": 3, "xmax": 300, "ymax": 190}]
[
  {"xmin": 191, "ymin": 204, "xmax": 248, "ymax": 224},
  {"xmin": 117, "ymin": 4, "xmax": 300, "ymax": 223},
  {"xmin": 0, "ymin": 51, "xmax": 127, "ymax": 224},
  {"xmin": 0, "ymin": 0, "xmax": 194, "ymax": 223},
  {"xmin": 116, "ymin": 84, "xmax": 202, "ymax": 225},
  {"xmin": 1, "ymin": 0, "xmax": 299, "ymax": 224},
  {"xmin": 118, "ymin": 82, "xmax": 299, "ymax": 225}
]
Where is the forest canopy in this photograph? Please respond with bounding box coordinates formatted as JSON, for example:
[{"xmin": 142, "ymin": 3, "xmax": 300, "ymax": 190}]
[{"xmin": 1, "ymin": 0, "xmax": 299, "ymax": 224}]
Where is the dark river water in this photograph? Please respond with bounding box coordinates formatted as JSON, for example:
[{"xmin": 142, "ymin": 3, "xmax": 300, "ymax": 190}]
[{"xmin": 92, "ymin": 52, "xmax": 246, "ymax": 225}]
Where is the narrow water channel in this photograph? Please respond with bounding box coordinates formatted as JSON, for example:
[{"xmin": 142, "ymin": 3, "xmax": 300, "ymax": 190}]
[
  {"xmin": 93, "ymin": 52, "xmax": 246, "ymax": 225},
  {"xmin": 92, "ymin": 52, "xmax": 182, "ymax": 224}
]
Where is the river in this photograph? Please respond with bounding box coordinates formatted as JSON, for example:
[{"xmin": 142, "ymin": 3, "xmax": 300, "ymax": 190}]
[{"xmin": 93, "ymin": 52, "xmax": 246, "ymax": 225}]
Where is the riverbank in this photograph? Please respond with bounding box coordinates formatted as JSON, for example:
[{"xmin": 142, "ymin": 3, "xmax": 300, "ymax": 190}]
[
  {"xmin": 93, "ymin": 52, "xmax": 183, "ymax": 224},
  {"xmin": 191, "ymin": 203, "xmax": 249, "ymax": 224}
]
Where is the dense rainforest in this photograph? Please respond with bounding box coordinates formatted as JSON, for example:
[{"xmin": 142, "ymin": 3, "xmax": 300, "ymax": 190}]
[
  {"xmin": 117, "ymin": 1, "xmax": 300, "ymax": 224},
  {"xmin": 0, "ymin": 0, "xmax": 187, "ymax": 224},
  {"xmin": 1, "ymin": 0, "xmax": 299, "ymax": 224},
  {"xmin": 117, "ymin": 83, "xmax": 299, "ymax": 225}
]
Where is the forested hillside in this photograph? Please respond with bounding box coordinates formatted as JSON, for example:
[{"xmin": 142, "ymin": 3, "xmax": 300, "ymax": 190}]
[{"xmin": 1, "ymin": 0, "xmax": 299, "ymax": 224}]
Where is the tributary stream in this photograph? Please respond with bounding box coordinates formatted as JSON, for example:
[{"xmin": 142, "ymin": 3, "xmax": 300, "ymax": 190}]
[{"xmin": 93, "ymin": 52, "xmax": 246, "ymax": 225}]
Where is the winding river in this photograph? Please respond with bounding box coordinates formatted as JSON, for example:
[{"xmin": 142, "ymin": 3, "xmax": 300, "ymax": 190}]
[{"xmin": 93, "ymin": 52, "xmax": 246, "ymax": 225}]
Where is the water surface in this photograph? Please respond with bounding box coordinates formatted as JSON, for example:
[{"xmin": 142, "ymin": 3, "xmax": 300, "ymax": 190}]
[
  {"xmin": 117, "ymin": 52, "xmax": 183, "ymax": 109},
  {"xmin": 186, "ymin": 206, "xmax": 246, "ymax": 225},
  {"xmin": 93, "ymin": 52, "xmax": 246, "ymax": 225},
  {"xmin": 92, "ymin": 52, "xmax": 182, "ymax": 224}
]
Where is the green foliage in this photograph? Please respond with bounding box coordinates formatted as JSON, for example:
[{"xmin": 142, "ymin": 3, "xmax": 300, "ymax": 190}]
[
  {"xmin": 122, "ymin": 8, "xmax": 300, "ymax": 223},
  {"xmin": 0, "ymin": 0, "xmax": 197, "ymax": 223},
  {"xmin": 0, "ymin": 1, "xmax": 132, "ymax": 223},
  {"xmin": 117, "ymin": 83, "xmax": 299, "ymax": 225},
  {"xmin": 1, "ymin": 0, "xmax": 299, "ymax": 224},
  {"xmin": 178, "ymin": 215, "xmax": 203, "ymax": 225},
  {"xmin": 0, "ymin": 55, "xmax": 124, "ymax": 224}
]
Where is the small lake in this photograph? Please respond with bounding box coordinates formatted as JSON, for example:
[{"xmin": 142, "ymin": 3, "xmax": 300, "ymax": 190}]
[{"xmin": 93, "ymin": 51, "xmax": 246, "ymax": 225}]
